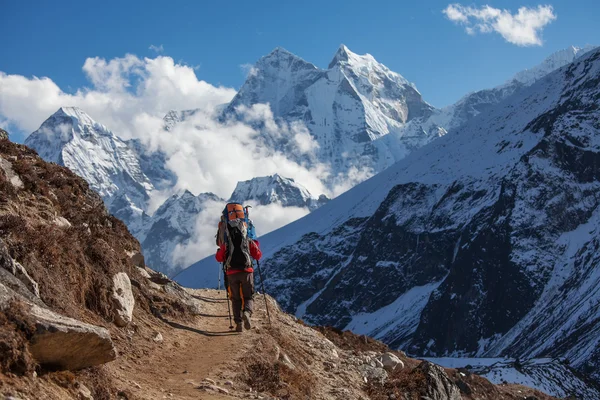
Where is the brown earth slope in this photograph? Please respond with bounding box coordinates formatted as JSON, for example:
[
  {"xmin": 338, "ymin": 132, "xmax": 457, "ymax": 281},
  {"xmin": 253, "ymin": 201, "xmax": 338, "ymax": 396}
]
[{"xmin": 0, "ymin": 134, "xmax": 556, "ymax": 400}]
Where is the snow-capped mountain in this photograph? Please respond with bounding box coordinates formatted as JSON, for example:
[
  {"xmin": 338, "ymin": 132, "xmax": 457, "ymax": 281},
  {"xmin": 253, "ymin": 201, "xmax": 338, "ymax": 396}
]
[
  {"xmin": 25, "ymin": 107, "xmax": 154, "ymax": 213},
  {"xmin": 436, "ymin": 45, "xmax": 597, "ymax": 132},
  {"xmin": 226, "ymin": 46, "xmax": 443, "ymax": 186},
  {"xmin": 229, "ymin": 174, "xmax": 329, "ymax": 210},
  {"xmin": 140, "ymin": 190, "xmax": 223, "ymax": 275},
  {"xmin": 163, "ymin": 109, "xmax": 200, "ymax": 131},
  {"xmin": 426, "ymin": 357, "xmax": 600, "ymax": 399},
  {"xmin": 23, "ymin": 107, "xmax": 192, "ymax": 275},
  {"xmin": 177, "ymin": 48, "xmax": 600, "ymax": 392}
]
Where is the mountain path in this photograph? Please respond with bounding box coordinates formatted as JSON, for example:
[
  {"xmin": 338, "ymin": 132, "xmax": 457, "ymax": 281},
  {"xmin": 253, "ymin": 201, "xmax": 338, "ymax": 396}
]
[{"xmin": 107, "ymin": 288, "xmax": 266, "ymax": 400}]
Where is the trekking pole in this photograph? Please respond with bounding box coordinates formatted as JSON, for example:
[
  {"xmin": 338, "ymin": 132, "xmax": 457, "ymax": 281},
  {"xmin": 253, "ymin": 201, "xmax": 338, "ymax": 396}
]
[
  {"xmin": 218, "ymin": 264, "xmax": 222, "ymax": 291},
  {"xmin": 223, "ymin": 263, "xmax": 234, "ymax": 330},
  {"xmin": 256, "ymin": 260, "xmax": 272, "ymax": 326}
]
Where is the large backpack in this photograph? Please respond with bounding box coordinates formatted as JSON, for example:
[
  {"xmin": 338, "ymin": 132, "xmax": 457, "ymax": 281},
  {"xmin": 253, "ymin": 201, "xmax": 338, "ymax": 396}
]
[{"xmin": 216, "ymin": 203, "xmax": 256, "ymax": 270}]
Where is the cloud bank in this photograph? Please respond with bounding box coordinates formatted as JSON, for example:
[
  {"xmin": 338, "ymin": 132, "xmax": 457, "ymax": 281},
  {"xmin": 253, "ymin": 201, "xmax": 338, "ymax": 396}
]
[
  {"xmin": 443, "ymin": 4, "xmax": 557, "ymax": 46},
  {"xmin": 0, "ymin": 53, "xmax": 336, "ymax": 268}
]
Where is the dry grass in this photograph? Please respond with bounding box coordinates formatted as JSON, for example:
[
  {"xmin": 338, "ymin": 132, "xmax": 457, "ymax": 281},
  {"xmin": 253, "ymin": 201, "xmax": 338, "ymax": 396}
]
[{"xmin": 0, "ymin": 303, "xmax": 37, "ymax": 376}]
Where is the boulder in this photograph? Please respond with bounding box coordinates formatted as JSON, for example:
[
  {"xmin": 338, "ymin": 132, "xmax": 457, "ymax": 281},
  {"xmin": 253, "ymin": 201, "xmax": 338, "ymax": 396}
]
[
  {"xmin": 0, "ymin": 282, "xmax": 117, "ymax": 370},
  {"xmin": 416, "ymin": 361, "xmax": 461, "ymax": 400},
  {"xmin": 379, "ymin": 352, "xmax": 404, "ymax": 372},
  {"xmin": 112, "ymin": 272, "xmax": 134, "ymax": 327},
  {"xmin": 0, "ymin": 128, "xmax": 8, "ymax": 140}
]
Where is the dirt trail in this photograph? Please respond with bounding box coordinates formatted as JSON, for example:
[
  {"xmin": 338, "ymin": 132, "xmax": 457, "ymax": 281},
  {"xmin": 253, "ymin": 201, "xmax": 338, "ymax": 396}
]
[{"xmin": 106, "ymin": 288, "xmax": 266, "ymax": 400}]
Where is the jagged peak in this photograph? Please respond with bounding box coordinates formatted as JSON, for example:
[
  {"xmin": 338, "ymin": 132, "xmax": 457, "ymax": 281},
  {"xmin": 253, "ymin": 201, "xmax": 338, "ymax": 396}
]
[
  {"xmin": 328, "ymin": 44, "xmax": 377, "ymax": 69},
  {"xmin": 255, "ymin": 47, "xmax": 317, "ymax": 71}
]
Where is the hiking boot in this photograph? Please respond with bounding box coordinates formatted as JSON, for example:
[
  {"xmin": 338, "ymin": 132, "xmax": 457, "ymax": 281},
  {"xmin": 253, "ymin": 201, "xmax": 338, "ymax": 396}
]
[
  {"xmin": 242, "ymin": 311, "xmax": 252, "ymax": 330},
  {"xmin": 235, "ymin": 323, "xmax": 243, "ymax": 332}
]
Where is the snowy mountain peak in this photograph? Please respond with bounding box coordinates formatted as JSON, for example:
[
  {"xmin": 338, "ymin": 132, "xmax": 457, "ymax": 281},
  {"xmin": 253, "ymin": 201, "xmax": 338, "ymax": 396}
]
[
  {"xmin": 25, "ymin": 107, "xmax": 154, "ymax": 211},
  {"xmin": 328, "ymin": 44, "xmax": 377, "ymax": 69},
  {"xmin": 508, "ymin": 44, "xmax": 597, "ymax": 86},
  {"xmin": 257, "ymin": 46, "xmax": 318, "ymax": 71},
  {"xmin": 229, "ymin": 174, "xmax": 328, "ymax": 210}
]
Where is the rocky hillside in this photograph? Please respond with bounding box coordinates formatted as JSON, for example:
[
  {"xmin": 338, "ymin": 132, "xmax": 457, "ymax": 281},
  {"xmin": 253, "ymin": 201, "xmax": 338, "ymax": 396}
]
[{"xmin": 0, "ymin": 133, "xmax": 202, "ymax": 399}]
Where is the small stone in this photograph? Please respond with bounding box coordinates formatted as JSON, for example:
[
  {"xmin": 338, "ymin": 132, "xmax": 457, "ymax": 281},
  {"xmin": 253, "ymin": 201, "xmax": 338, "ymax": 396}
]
[
  {"xmin": 331, "ymin": 348, "xmax": 339, "ymax": 358},
  {"xmin": 137, "ymin": 267, "xmax": 151, "ymax": 279},
  {"xmin": 203, "ymin": 378, "xmax": 216, "ymax": 385},
  {"xmin": 153, "ymin": 332, "xmax": 163, "ymax": 343},
  {"xmin": 199, "ymin": 384, "xmax": 229, "ymax": 395},
  {"xmin": 78, "ymin": 383, "xmax": 93, "ymax": 400},
  {"xmin": 224, "ymin": 380, "xmax": 234, "ymax": 386},
  {"xmin": 132, "ymin": 381, "xmax": 142, "ymax": 389},
  {"xmin": 323, "ymin": 361, "xmax": 337, "ymax": 371}
]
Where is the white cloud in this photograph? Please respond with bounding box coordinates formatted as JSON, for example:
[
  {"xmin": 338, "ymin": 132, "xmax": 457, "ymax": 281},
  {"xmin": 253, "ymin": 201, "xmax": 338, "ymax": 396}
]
[
  {"xmin": 0, "ymin": 53, "xmax": 340, "ymax": 268},
  {"xmin": 443, "ymin": 4, "xmax": 556, "ymax": 46},
  {"xmin": 240, "ymin": 63, "xmax": 259, "ymax": 78},
  {"xmin": 149, "ymin": 44, "xmax": 164, "ymax": 54},
  {"xmin": 0, "ymin": 55, "xmax": 236, "ymax": 137}
]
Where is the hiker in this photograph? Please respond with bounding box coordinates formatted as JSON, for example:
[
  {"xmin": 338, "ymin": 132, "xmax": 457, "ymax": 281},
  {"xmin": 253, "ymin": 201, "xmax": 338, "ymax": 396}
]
[{"xmin": 215, "ymin": 206, "xmax": 262, "ymax": 332}]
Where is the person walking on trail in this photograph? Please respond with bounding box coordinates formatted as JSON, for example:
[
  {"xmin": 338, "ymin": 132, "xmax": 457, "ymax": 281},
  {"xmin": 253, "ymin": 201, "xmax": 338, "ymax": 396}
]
[{"xmin": 215, "ymin": 217, "xmax": 262, "ymax": 332}]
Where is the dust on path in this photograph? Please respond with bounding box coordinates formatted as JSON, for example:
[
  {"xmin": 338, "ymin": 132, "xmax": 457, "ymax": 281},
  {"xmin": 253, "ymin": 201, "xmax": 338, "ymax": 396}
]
[{"xmin": 108, "ymin": 288, "xmax": 266, "ymax": 399}]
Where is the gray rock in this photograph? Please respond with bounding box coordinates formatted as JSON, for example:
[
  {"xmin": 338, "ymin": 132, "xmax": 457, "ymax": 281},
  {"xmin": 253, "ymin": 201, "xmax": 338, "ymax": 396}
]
[
  {"xmin": 112, "ymin": 272, "xmax": 134, "ymax": 327},
  {"xmin": 0, "ymin": 267, "xmax": 44, "ymax": 307},
  {"xmin": 0, "ymin": 156, "xmax": 23, "ymax": 189},
  {"xmin": 53, "ymin": 216, "xmax": 72, "ymax": 228},
  {"xmin": 416, "ymin": 361, "xmax": 461, "ymax": 400},
  {"xmin": 78, "ymin": 383, "xmax": 93, "ymax": 399},
  {"xmin": 0, "ymin": 128, "xmax": 8, "ymax": 140},
  {"xmin": 0, "ymin": 282, "xmax": 117, "ymax": 370},
  {"xmin": 380, "ymin": 352, "xmax": 404, "ymax": 372},
  {"xmin": 0, "ymin": 240, "xmax": 40, "ymax": 299},
  {"xmin": 136, "ymin": 266, "xmax": 151, "ymax": 279},
  {"xmin": 28, "ymin": 303, "xmax": 117, "ymax": 370},
  {"xmin": 153, "ymin": 332, "xmax": 163, "ymax": 343},
  {"xmin": 199, "ymin": 384, "xmax": 229, "ymax": 395},
  {"xmin": 358, "ymin": 364, "xmax": 388, "ymax": 384}
]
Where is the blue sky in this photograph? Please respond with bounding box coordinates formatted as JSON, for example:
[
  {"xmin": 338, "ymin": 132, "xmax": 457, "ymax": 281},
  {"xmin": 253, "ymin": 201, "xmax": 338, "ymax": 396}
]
[{"xmin": 0, "ymin": 0, "xmax": 598, "ymax": 138}]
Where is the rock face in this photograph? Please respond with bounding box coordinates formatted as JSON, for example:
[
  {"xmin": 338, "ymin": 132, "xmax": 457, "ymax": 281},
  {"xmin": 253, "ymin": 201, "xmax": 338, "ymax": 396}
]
[
  {"xmin": 226, "ymin": 46, "xmax": 441, "ymax": 187},
  {"xmin": 416, "ymin": 361, "xmax": 462, "ymax": 400},
  {"xmin": 112, "ymin": 272, "xmax": 135, "ymax": 327},
  {"xmin": 0, "ymin": 282, "xmax": 116, "ymax": 370}
]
